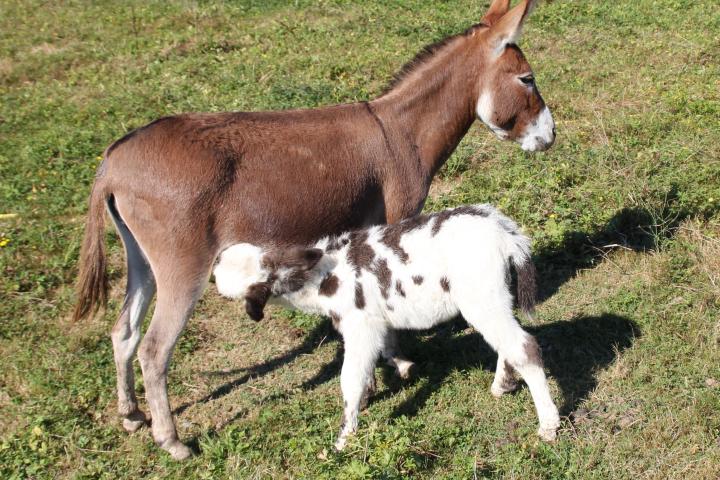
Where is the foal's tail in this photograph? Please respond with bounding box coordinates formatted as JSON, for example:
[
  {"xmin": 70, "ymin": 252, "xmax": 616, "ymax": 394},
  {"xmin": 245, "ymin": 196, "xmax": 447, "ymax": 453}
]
[
  {"xmin": 489, "ymin": 206, "xmax": 537, "ymax": 320},
  {"xmin": 510, "ymin": 246, "xmax": 537, "ymax": 321},
  {"xmin": 72, "ymin": 176, "xmax": 109, "ymax": 321}
]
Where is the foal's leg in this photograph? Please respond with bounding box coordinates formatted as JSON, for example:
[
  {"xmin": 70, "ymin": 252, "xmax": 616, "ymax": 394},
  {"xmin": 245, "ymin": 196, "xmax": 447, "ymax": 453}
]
[
  {"xmin": 380, "ymin": 329, "xmax": 415, "ymax": 379},
  {"xmin": 336, "ymin": 318, "xmax": 384, "ymax": 450},
  {"xmin": 491, "ymin": 354, "xmax": 519, "ymax": 398},
  {"xmin": 109, "ymin": 203, "xmax": 156, "ymax": 432},
  {"xmin": 137, "ymin": 265, "xmax": 209, "ymax": 460},
  {"xmin": 459, "ymin": 299, "xmax": 559, "ymax": 441}
]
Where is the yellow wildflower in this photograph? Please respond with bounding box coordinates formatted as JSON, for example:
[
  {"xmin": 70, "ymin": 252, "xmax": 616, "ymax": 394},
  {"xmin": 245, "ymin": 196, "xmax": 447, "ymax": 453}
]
[{"xmin": 0, "ymin": 238, "xmax": 9, "ymax": 247}]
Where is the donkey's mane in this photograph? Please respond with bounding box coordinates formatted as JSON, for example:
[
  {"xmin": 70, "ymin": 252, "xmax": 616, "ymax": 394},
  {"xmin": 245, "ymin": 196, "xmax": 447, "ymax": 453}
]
[{"xmin": 381, "ymin": 22, "xmax": 487, "ymax": 95}]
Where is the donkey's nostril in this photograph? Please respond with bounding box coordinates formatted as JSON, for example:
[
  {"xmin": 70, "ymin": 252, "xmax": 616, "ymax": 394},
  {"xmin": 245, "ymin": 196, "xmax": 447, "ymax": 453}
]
[{"xmin": 552, "ymin": 126, "xmax": 557, "ymax": 137}]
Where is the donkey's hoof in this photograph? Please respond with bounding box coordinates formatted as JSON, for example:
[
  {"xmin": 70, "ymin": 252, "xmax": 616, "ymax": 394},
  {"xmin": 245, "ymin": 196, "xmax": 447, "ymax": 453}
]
[
  {"xmin": 122, "ymin": 411, "xmax": 148, "ymax": 433},
  {"xmin": 161, "ymin": 439, "xmax": 194, "ymax": 460},
  {"xmin": 490, "ymin": 379, "xmax": 518, "ymax": 398}
]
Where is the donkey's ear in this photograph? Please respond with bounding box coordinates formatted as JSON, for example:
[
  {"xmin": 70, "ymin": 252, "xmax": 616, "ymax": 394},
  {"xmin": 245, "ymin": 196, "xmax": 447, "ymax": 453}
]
[
  {"xmin": 487, "ymin": 0, "xmax": 537, "ymax": 51},
  {"xmin": 244, "ymin": 282, "xmax": 270, "ymax": 321},
  {"xmin": 482, "ymin": 0, "xmax": 511, "ymax": 26}
]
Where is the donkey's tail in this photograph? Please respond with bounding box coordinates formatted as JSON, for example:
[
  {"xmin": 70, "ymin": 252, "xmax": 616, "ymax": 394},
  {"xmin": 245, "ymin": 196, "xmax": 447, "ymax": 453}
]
[{"xmin": 72, "ymin": 177, "xmax": 109, "ymax": 321}]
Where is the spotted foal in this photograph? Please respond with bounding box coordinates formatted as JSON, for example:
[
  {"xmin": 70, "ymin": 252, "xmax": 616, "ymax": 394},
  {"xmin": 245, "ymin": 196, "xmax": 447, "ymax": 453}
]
[{"xmin": 214, "ymin": 204, "xmax": 560, "ymax": 450}]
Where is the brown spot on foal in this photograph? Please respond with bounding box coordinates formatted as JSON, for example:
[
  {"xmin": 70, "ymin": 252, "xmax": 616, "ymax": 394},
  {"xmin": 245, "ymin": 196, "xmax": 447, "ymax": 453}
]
[
  {"xmin": 347, "ymin": 231, "xmax": 375, "ymax": 274},
  {"xmin": 524, "ymin": 336, "xmax": 543, "ymax": 367},
  {"xmin": 431, "ymin": 205, "xmax": 489, "ymax": 236},
  {"xmin": 380, "ymin": 215, "xmax": 431, "ymax": 263},
  {"xmin": 354, "ymin": 282, "xmax": 366, "ymax": 309},
  {"xmin": 329, "ymin": 311, "xmax": 342, "ymax": 330},
  {"xmin": 319, "ymin": 273, "xmax": 340, "ymax": 296},
  {"xmin": 370, "ymin": 258, "xmax": 392, "ymax": 299}
]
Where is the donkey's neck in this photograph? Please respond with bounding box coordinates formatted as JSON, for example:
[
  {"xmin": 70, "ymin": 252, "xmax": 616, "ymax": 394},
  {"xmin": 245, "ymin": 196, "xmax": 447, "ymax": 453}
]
[{"xmin": 370, "ymin": 36, "xmax": 481, "ymax": 178}]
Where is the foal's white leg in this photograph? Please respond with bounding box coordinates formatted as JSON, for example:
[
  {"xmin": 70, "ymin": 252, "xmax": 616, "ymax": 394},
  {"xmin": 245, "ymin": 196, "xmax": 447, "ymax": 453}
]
[
  {"xmin": 336, "ymin": 318, "xmax": 384, "ymax": 451},
  {"xmin": 459, "ymin": 296, "xmax": 560, "ymax": 441},
  {"xmin": 381, "ymin": 329, "xmax": 415, "ymax": 379}
]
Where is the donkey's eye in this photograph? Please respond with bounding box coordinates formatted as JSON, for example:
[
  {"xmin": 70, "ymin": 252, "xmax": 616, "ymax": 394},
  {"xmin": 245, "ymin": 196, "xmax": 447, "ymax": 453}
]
[{"xmin": 519, "ymin": 75, "xmax": 535, "ymax": 86}]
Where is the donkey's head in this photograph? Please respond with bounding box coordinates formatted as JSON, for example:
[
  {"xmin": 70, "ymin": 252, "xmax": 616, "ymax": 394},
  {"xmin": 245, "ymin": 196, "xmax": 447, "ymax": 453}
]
[
  {"xmin": 214, "ymin": 243, "xmax": 323, "ymax": 321},
  {"xmin": 475, "ymin": 0, "xmax": 555, "ymax": 152}
]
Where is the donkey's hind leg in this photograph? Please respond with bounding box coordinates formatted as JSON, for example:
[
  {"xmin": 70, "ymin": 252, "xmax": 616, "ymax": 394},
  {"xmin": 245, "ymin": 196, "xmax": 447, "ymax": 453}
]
[
  {"xmin": 138, "ymin": 259, "xmax": 211, "ymax": 460},
  {"xmin": 108, "ymin": 200, "xmax": 156, "ymax": 432}
]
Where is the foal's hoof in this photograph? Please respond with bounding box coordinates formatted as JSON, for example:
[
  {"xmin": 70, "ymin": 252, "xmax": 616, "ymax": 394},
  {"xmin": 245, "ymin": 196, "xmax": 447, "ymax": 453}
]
[
  {"xmin": 334, "ymin": 436, "xmax": 348, "ymax": 451},
  {"xmin": 161, "ymin": 439, "xmax": 194, "ymax": 460},
  {"xmin": 395, "ymin": 359, "xmax": 415, "ymax": 380},
  {"xmin": 538, "ymin": 421, "xmax": 560, "ymax": 442},
  {"xmin": 122, "ymin": 411, "xmax": 148, "ymax": 433},
  {"xmin": 490, "ymin": 379, "xmax": 519, "ymax": 398}
]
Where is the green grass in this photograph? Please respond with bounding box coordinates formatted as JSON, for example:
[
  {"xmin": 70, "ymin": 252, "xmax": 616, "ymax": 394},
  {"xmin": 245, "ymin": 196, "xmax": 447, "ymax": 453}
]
[{"xmin": 1, "ymin": 0, "xmax": 719, "ymax": 478}]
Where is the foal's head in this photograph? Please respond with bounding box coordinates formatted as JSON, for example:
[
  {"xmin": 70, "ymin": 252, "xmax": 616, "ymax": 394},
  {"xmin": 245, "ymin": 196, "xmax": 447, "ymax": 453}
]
[
  {"xmin": 214, "ymin": 244, "xmax": 323, "ymax": 321},
  {"xmin": 475, "ymin": 0, "xmax": 555, "ymax": 151}
]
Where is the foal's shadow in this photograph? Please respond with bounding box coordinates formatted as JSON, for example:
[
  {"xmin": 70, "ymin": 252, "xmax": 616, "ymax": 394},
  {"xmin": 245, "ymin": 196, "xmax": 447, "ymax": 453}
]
[{"xmin": 386, "ymin": 313, "xmax": 639, "ymax": 419}]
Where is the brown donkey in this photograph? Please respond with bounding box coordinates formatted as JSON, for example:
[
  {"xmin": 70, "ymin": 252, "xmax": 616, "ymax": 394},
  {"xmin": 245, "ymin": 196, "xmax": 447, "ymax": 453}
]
[{"xmin": 74, "ymin": 0, "xmax": 555, "ymax": 459}]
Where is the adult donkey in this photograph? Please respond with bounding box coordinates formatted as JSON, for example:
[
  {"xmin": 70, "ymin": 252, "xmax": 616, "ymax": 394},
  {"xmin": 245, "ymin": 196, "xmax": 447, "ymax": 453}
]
[{"xmin": 74, "ymin": 0, "xmax": 555, "ymax": 459}]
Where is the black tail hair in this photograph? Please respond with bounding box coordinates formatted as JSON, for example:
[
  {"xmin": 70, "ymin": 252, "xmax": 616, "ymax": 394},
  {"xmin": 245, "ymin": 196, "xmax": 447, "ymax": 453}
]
[{"xmin": 514, "ymin": 257, "xmax": 537, "ymax": 321}]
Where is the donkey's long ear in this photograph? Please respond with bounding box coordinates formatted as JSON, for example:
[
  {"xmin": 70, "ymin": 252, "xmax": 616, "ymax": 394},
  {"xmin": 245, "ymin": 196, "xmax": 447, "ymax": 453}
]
[
  {"xmin": 486, "ymin": 0, "xmax": 537, "ymax": 51},
  {"xmin": 244, "ymin": 282, "xmax": 271, "ymax": 321},
  {"xmin": 482, "ymin": 0, "xmax": 511, "ymax": 26}
]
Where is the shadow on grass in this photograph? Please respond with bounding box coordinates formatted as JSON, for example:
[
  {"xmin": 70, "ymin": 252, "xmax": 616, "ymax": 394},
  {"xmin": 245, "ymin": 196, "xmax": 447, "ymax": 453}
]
[
  {"xmin": 173, "ymin": 317, "xmax": 338, "ymax": 416},
  {"xmin": 181, "ymin": 200, "xmax": 711, "ymax": 428},
  {"xmin": 387, "ymin": 313, "xmax": 640, "ymax": 419},
  {"xmin": 535, "ymin": 206, "xmax": 671, "ymax": 302}
]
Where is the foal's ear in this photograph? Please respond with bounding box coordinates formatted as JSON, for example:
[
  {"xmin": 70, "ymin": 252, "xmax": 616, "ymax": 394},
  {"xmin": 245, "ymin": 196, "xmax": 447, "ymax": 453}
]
[
  {"xmin": 482, "ymin": 0, "xmax": 511, "ymax": 26},
  {"xmin": 299, "ymin": 248, "xmax": 324, "ymax": 270},
  {"xmin": 486, "ymin": 0, "xmax": 537, "ymax": 50},
  {"xmin": 279, "ymin": 247, "xmax": 324, "ymax": 271},
  {"xmin": 244, "ymin": 282, "xmax": 271, "ymax": 321},
  {"xmin": 263, "ymin": 247, "xmax": 324, "ymax": 271}
]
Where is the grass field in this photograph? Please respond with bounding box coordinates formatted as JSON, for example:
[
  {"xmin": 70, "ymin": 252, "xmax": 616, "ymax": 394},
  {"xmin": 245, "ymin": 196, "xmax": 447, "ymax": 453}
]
[{"xmin": 1, "ymin": 0, "xmax": 719, "ymax": 478}]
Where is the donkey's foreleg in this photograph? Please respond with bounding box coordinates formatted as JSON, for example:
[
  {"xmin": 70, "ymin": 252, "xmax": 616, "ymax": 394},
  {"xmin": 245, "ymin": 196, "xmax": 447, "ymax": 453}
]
[
  {"xmin": 336, "ymin": 320, "xmax": 384, "ymax": 451},
  {"xmin": 380, "ymin": 329, "xmax": 415, "ymax": 380},
  {"xmin": 138, "ymin": 276, "xmax": 205, "ymax": 460}
]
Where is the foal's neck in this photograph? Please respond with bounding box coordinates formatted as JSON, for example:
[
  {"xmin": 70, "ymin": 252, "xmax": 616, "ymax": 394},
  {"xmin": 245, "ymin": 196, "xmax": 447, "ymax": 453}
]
[{"xmin": 370, "ymin": 35, "xmax": 481, "ymax": 178}]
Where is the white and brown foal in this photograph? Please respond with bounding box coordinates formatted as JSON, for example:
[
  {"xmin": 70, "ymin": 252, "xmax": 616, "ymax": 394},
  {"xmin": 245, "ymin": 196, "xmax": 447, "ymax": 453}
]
[
  {"xmin": 214, "ymin": 205, "xmax": 560, "ymax": 450},
  {"xmin": 75, "ymin": 0, "xmax": 556, "ymax": 459}
]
